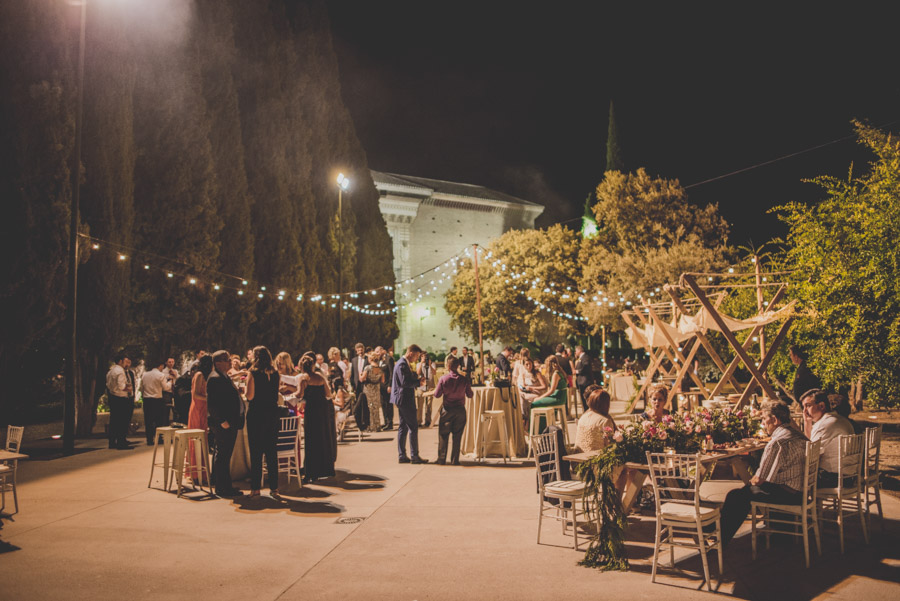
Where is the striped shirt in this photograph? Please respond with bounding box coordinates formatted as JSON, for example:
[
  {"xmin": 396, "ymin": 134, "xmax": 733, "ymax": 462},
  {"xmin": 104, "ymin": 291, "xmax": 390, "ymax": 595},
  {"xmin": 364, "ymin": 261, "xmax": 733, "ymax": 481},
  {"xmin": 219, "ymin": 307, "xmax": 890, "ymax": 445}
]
[{"xmin": 757, "ymin": 425, "xmax": 808, "ymax": 493}]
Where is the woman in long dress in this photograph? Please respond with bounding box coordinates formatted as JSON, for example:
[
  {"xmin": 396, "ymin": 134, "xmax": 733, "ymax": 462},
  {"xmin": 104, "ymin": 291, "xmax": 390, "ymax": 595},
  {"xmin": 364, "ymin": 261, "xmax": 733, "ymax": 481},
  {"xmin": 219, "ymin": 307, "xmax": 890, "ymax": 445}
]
[
  {"xmin": 298, "ymin": 352, "xmax": 336, "ymax": 483},
  {"xmin": 361, "ymin": 353, "xmax": 384, "ymax": 432},
  {"xmin": 245, "ymin": 346, "xmax": 280, "ymax": 497},
  {"xmin": 187, "ymin": 355, "xmax": 213, "ymax": 482}
]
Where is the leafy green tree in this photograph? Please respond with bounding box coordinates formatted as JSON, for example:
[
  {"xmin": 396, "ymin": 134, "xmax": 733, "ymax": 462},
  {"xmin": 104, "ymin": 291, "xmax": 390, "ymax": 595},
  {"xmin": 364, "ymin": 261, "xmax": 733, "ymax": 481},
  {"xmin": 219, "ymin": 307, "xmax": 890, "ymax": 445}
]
[
  {"xmin": 579, "ymin": 169, "xmax": 731, "ymax": 331},
  {"xmin": 777, "ymin": 122, "xmax": 900, "ymax": 406},
  {"xmin": 445, "ymin": 225, "xmax": 585, "ymax": 346}
]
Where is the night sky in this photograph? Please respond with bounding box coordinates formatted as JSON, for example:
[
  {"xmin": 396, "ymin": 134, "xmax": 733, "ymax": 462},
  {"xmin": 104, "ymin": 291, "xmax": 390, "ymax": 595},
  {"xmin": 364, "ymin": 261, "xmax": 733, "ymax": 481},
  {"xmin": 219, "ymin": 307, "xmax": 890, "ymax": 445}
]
[{"xmin": 327, "ymin": 3, "xmax": 899, "ymax": 244}]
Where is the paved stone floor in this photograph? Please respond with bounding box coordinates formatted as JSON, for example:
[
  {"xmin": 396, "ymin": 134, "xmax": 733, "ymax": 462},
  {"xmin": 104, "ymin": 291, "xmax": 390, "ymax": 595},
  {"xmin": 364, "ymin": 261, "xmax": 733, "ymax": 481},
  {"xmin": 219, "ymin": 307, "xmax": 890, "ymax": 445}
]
[{"xmin": 1, "ymin": 424, "xmax": 899, "ymax": 600}]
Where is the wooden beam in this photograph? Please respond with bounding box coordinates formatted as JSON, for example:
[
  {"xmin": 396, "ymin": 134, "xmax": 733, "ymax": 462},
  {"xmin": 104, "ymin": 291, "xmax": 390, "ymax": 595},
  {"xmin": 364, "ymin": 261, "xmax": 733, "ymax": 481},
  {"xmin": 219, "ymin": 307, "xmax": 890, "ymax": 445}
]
[{"xmin": 644, "ymin": 303, "xmax": 706, "ymax": 393}]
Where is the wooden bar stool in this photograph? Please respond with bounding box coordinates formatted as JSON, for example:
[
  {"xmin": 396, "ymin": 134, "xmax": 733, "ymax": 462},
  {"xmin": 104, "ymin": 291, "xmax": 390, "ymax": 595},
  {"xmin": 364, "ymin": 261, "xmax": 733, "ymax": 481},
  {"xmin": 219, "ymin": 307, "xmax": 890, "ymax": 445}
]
[
  {"xmin": 172, "ymin": 429, "xmax": 213, "ymax": 497},
  {"xmin": 147, "ymin": 426, "xmax": 180, "ymax": 491},
  {"xmin": 528, "ymin": 408, "xmax": 558, "ymax": 457},
  {"xmin": 478, "ymin": 410, "xmax": 510, "ymax": 463}
]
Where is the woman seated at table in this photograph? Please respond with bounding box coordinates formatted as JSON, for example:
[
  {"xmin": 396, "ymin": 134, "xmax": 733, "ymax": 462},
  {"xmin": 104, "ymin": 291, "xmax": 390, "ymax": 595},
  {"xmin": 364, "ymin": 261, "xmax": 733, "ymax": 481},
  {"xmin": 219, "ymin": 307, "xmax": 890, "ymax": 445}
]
[
  {"xmin": 517, "ymin": 357, "xmax": 548, "ymax": 420},
  {"xmin": 575, "ymin": 388, "xmax": 617, "ymax": 452},
  {"xmin": 530, "ymin": 355, "xmax": 569, "ymax": 431},
  {"xmin": 641, "ymin": 383, "xmax": 670, "ymax": 423}
]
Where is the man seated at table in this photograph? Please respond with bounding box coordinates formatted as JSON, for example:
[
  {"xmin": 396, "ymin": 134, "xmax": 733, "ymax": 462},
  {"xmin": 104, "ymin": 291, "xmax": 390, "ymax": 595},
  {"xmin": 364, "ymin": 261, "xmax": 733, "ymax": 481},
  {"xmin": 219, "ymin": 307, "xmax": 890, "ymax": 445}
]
[
  {"xmin": 801, "ymin": 389, "xmax": 855, "ymax": 488},
  {"xmin": 720, "ymin": 401, "xmax": 808, "ymax": 545}
]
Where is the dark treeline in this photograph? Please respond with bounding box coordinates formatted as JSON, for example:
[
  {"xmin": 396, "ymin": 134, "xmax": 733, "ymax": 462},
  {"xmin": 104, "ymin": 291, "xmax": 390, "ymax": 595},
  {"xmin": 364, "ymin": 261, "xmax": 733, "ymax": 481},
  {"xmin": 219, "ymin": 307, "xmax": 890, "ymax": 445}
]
[{"xmin": 0, "ymin": 0, "xmax": 397, "ymax": 433}]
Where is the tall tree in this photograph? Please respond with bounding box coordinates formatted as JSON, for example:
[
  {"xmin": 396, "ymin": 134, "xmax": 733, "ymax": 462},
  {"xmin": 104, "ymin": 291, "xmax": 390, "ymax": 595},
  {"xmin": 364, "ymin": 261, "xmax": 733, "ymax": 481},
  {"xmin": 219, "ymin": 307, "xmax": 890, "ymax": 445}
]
[
  {"xmin": 445, "ymin": 225, "xmax": 585, "ymax": 347},
  {"xmin": 0, "ymin": 0, "xmax": 74, "ymax": 424},
  {"xmin": 129, "ymin": 0, "xmax": 222, "ymax": 359},
  {"xmin": 777, "ymin": 122, "xmax": 900, "ymax": 407},
  {"xmin": 605, "ymin": 100, "xmax": 624, "ymax": 173},
  {"xmin": 579, "ymin": 169, "xmax": 731, "ymax": 331},
  {"xmin": 74, "ymin": 1, "xmax": 138, "ymax": 434}
]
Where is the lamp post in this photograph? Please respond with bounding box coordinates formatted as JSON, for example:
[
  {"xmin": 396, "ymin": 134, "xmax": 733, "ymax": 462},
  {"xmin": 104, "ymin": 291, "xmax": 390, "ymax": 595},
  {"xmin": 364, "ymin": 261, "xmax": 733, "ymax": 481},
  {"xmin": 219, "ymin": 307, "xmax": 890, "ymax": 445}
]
[
  {"xmin": 336, "ymin": 173, "xmax": 350, "ymax": 350},
  {"xmin": 64, "ymin": 0, "xmax": 88, "ymax": 455}
]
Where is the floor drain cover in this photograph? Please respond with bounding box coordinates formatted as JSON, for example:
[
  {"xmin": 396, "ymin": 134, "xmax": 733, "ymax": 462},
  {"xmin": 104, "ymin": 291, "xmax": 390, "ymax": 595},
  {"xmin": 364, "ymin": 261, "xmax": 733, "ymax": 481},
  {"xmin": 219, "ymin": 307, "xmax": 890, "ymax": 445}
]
[{"xmin": 335, "ymin": 517, "xmax": 365, "ymax": 524}]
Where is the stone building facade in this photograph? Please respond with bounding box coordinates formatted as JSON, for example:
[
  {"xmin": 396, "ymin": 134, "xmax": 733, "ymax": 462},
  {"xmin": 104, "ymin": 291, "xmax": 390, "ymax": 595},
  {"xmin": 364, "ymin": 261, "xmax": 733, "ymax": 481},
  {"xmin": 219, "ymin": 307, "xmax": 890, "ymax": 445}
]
[{"xmin": 373, "ymin": 170, "xmax": 544, "ymax": 354}]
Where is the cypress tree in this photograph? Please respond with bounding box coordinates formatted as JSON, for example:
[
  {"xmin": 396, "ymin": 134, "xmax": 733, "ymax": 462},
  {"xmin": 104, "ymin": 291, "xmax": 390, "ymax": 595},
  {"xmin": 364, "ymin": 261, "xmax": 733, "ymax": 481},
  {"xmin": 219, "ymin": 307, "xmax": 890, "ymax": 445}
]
[{"xmin": 605, "ymin": 100, "xmax": 624, "ymax": 173}]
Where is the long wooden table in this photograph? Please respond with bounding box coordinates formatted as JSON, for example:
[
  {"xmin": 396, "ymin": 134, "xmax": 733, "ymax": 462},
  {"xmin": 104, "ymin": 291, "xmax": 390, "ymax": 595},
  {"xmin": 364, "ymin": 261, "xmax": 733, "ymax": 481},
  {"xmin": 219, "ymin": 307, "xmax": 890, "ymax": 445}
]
[{"xmin": 564, "ymin": 438, "xmax": 768, "ymax": 512}]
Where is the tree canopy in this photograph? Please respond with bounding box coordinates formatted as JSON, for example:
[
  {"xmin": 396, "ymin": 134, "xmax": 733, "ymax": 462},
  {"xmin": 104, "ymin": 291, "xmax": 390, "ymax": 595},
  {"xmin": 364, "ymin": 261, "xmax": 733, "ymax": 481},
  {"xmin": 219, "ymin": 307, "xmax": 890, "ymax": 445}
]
[{"xmin": 777, "ymin": 122, "xmax": 900, "ymax": 405}]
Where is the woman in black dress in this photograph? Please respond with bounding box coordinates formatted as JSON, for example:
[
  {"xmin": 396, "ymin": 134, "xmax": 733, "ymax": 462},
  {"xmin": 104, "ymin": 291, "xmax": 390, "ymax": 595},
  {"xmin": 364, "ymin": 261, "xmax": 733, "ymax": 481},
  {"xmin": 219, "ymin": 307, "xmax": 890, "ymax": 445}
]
[
  {"xmin": 299, "ymin": 352, "xmax": 336, "ymax": 483},
  {"xmin": 244, "ymin": 345, "xmax": 281, "ymax": 497}
]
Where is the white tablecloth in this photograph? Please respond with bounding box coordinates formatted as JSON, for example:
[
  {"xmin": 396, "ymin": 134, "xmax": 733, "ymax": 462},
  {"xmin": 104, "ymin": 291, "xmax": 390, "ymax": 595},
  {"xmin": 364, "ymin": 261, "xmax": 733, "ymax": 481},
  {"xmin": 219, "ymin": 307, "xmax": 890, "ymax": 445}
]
[
  {"xmin": 447, "ymin": 386, "xmax": 527, "ymax": 458},
  {"xmin": 609, "ymin": 372, "xmax": 635, "ymax": 403}
]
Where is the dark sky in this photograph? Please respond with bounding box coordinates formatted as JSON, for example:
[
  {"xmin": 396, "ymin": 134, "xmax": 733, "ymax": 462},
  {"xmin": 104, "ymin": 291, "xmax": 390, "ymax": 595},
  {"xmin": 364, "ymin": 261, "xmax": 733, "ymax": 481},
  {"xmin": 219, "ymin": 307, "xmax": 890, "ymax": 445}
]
[{"xmin": 326, "ymin": 2, "xmax": 899, "ymax": 243}]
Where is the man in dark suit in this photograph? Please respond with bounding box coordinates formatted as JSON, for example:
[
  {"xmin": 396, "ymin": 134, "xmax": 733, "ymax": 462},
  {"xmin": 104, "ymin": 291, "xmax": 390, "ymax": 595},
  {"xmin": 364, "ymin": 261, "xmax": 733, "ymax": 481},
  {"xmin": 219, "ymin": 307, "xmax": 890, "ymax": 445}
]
[
  {"xmin": 460, "ymin": 347, "xmax": 476, "ymax": 381},
  {"xmin": 391, "ymin": 344, "xmax": 428, "ymax": 464},
  {"xmin": 378, "ymin": 346, "xmax": 395, "ymax": 431},
  {"xmin": 495, "ymin": 346, "xmax": 513, "ymax": 379},
  {"xmin": 206, "ymin": 350, "xmax": 246, "ymax": 497},
  {"xmin": 574, "ymin": 345, "xmax": 593, "ymax": 411},
  {"xmin": 349, "ymin": 342, "xmax": 370, "ymax": 431}
]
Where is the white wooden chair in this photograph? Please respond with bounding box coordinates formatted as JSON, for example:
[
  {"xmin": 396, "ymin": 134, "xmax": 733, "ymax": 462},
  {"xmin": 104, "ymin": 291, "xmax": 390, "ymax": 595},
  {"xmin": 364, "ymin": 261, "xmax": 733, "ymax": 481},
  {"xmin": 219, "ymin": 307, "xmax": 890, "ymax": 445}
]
[
  {"xmin": 265, "ymin": 416, "xmax": 301, "ymax": 488},
  {"xmin": 646, "ymin": 452, "xmax": 723, "ymax": 592},
  {"xmin": 1, "ymin": 425, "xmax": 25, "ymax": 514},
  {"xmin": 533, "ymin": 432, "xmax": 588, "ymax": 550},
  {"xmin": 751, "ymin": 440, "xmax": 822, "ymax": 568},
  {"xmin": 816, "ymin": 433, "xmax": 869, "ymax": 553},
  {"xmin": 863, "ymin": 425, "xmax": 884, "ymax": 529}
]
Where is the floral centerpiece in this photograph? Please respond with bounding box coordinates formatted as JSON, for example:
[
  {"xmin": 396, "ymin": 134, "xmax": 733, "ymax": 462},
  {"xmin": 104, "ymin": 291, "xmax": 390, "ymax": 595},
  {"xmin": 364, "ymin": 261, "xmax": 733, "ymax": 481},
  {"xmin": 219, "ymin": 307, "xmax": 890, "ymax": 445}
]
[{"xmin": 576, "ymin": 406, "xmax": 761, "ymax": 571}]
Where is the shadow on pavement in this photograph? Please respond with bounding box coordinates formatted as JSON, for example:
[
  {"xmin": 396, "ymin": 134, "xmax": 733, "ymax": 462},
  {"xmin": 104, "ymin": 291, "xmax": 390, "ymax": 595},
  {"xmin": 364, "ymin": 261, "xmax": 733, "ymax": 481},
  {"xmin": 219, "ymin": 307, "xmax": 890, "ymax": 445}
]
[
  {"xmin": 315, "ymin": 469, "xmax": 387, "ymax": 491},
  {"xmin": 231, "ymin": 493, "xmax": 345, "ymax": 516}
]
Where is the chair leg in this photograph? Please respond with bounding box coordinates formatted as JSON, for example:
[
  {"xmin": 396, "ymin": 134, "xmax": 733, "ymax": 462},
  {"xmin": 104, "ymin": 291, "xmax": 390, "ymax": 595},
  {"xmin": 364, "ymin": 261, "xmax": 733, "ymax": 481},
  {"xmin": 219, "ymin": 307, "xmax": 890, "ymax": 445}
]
[
  {"xmin": 874, "ymin": 486, "xmax": 884, "ymax": 530},
  {"xmin": 572, "ymin": 499, "xmax": 579, "ymax": 551},
  {"xmin": 697, "ymin": 522, "xmax": 712, "ymax": 592},
  {"xmin": 857, "ymin": 493, "xmax": 869, "ymax": 545},
  {"xmin": 837, "ymin": 494, "xmax": 845, "ymax": 554},
  {"xmin": 651, "ymin": 520, "xmax": 662, "ymax": 584},
  {"xmin": 716, "ymin": 517, "xmax": 724, "ymax": 588},
  {"xmin": 812, "ymin": 504, "xmax": 822, "ymax": 556},
  {"xmin": 751, "ymin": 505, "xmax": 758, "ymax": 560},
  {"xmin": 537, "ymin": 495, "xmax": 544, "ymax": 544},
  {"xmin": 801, "ymin": 508, "xmax": 810, "ymax": 568}
]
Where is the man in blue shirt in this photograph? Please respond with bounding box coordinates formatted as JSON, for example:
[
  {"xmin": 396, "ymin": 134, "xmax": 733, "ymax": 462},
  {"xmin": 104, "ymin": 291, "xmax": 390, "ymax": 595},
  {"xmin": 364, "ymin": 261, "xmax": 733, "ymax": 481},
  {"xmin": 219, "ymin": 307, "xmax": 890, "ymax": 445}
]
[{"xmin": 391, "ymin": 344, "xmax": 429, "ymax": 464}]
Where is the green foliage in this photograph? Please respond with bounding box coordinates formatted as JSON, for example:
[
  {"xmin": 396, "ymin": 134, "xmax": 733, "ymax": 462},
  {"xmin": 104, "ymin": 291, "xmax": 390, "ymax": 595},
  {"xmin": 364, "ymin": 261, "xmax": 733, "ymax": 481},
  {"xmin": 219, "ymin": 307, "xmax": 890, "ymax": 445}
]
[
  {"xmin": 445, "ymin": 225, "xmax": 585, "ymax": 346},
  {"xmin": 579, "ymin": 169, "xmax": 731, "ymax": 331},
  {"xmin": 776, "ymin": 122, "xmax": 900, "ymax": 406},
  {"xmin": 577, "ymin": 445, "xmax": 629, "ymax": 571}
]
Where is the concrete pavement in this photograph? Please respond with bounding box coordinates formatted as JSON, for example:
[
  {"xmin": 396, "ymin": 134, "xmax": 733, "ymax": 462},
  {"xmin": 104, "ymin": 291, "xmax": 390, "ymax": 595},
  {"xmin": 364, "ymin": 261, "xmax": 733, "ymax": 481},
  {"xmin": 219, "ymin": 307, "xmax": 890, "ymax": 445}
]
[{"xmin": 2, "ymin": 424, "xmax": 899, "ymax": 600}]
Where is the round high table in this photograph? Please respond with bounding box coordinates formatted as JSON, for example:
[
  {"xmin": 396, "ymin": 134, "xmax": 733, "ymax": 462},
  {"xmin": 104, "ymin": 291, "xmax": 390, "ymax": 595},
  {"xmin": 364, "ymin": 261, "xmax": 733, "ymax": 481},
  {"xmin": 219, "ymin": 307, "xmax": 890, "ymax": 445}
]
[{"xmin": 459, "ymin": 386, "xmax": 527, "ymax": 459}]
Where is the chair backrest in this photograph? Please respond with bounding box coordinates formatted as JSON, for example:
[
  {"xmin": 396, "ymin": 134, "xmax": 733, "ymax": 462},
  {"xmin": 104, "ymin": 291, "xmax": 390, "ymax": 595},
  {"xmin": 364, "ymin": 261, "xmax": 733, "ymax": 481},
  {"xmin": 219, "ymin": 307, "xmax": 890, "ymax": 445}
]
[
  {"xmin": 6, "ymin": 425, "xmax": 24, "ymax": 452},
  {"xmin": 837, "ymin": 433, "xmax": 865, "ymax": 485},
  {"xmin": 864, "ymin": 425, "xmax": 882, "ymax": 480},
  {"xmin": 532, "ymin": 432, "xmax": 561, "ymax": 489},
  {"xmin": 646, "ymin": 452, "xmax": 701, "ymax": 511},
  {"xmin": 277, "ymin": 416, "xmax": 299, "ymax": 456},
  {"xmin": 802, "ymin": 440, "xmax": 822, "ymax": 505}
]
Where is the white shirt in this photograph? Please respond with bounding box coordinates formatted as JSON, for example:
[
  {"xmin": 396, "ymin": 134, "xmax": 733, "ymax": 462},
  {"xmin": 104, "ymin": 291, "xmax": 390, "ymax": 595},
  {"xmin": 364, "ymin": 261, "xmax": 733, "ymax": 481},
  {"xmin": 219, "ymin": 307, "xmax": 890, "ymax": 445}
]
[
  {"xmin": 141, "ymin": 367, "xmax": 169, "ymax": 398},
  {"xmin": 106, "ymin": 364, "xmax": 128, "ymax": 398},
  {"xmin": 338, "ymin": 360, "xmax": 350, "ymax": 379},
  {"xmin": 810, "ymin": 412, "xmax": 855, "ymax": 473}
]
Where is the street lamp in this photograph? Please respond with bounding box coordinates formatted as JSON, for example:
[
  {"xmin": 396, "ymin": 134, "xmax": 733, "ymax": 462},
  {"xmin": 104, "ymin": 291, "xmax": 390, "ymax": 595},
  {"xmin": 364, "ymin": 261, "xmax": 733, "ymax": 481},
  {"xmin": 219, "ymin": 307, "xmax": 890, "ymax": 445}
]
[
  {"xmin": 64, "ymin": 0, "xmax": 88, "ymax": 455},
  {"xmin": 336, "ymin": 173, "xmax": 350, "ymax": 350}
]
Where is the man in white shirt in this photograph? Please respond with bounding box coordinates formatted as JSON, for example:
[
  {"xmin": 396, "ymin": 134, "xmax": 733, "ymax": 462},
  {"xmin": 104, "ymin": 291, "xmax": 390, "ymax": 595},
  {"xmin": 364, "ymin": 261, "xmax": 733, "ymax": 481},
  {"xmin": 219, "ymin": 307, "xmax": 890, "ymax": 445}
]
[
  {"xmin": 802, "ymin": 389, "xmax": 855, "ymax": 488},
  {"xmin": 105, "ymin": 351, "xmax": 133, "ymax": 449},
  {"xmin": 141, "ymin": 360, "xmax": 172, "ymax": 446}
]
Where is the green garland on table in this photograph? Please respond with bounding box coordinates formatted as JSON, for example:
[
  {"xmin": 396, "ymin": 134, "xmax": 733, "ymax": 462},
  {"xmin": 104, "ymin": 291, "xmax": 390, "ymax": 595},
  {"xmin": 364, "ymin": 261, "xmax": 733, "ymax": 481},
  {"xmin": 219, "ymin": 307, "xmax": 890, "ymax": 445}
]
[{"xmin": 576, "ymin": 445, "xmax": 629, "ymax": 571}]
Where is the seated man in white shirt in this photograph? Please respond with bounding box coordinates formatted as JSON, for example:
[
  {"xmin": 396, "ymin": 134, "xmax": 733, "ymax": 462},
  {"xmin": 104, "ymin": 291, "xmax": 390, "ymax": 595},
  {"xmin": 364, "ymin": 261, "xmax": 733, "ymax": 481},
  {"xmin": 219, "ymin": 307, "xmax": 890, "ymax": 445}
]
[{"xmin": 801, "ymin": 389, "xmax": 856, "ymax": 488}]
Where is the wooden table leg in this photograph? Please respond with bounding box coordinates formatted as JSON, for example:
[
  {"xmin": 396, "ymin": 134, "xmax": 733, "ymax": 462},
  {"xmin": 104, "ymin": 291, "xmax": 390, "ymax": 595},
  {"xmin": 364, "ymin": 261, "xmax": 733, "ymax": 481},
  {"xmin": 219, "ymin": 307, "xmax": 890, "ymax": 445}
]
[
  {"xmin": 621, "ymin": 470, "xmax": 648, "ymax": 512},
  {"xmin": 729, "ymin": 457, "xmax": 753, "ymax": 484}
]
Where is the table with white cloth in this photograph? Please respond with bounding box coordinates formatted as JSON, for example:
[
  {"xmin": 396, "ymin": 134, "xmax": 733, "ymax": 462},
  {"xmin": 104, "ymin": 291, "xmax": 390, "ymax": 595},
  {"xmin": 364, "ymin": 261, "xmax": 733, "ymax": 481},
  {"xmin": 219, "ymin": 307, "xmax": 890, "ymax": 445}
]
[
  {"xmin": 456, "ymin": 386, "xmax": 526, "ymax": 458},
  {"xmin": 608, "ymin": 372, "xmax": 636, "ymax": 403}
]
